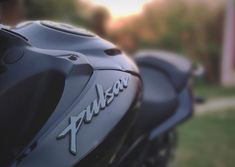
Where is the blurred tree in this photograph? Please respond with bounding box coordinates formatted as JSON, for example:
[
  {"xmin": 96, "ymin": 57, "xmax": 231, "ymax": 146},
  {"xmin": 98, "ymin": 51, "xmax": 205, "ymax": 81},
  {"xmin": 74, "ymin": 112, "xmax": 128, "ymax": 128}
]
[
  {"xmin": 24, "ymin": 0, "xmax": 111, "ymax": 36},
  {"xmin": 90, "ymin": 6, "xmax": 110, "ymax": 37},
  {"xmin": 0, "ymin": 0, "xmax": 226, "ymax": 83},
  {"xmin": 110, "ymin": 0, "xmax": 225, "ymax": 83},
  {"xmin": 24, "ymin": 0, "xmax": 77, "ymax": 20},
  {"xmin": 0, "ymin": 0, "xmax": 91, "ymax": 26},
  {"xmin": 0, "ymin": 0, "xmax": 24, "ymax": 25}
]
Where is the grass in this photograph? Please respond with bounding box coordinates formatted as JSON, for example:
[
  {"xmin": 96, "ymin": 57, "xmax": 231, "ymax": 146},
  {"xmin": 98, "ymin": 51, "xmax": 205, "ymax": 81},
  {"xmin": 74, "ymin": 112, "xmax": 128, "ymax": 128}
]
[
  {"xmin": 194, "ymin": 83, "xmax": 235, "ymax": 99},
  {"xmin": 173, "ymin": 108, "xmax": 235, "ymax": 167}
]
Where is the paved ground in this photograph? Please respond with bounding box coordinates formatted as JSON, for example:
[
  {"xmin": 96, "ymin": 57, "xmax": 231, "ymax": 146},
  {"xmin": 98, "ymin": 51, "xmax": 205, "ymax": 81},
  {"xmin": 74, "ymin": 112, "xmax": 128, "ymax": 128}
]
[{"xmin": 196, "ymin": 97, "xmax": 235, "ymax": 115}]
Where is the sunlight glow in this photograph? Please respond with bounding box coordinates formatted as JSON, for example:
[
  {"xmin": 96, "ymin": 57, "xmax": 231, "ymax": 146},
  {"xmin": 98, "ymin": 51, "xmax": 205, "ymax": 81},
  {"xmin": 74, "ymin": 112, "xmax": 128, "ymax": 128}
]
[{"xmin": 85, "ymin": 0, "xmax": 153, "ymax": 20}]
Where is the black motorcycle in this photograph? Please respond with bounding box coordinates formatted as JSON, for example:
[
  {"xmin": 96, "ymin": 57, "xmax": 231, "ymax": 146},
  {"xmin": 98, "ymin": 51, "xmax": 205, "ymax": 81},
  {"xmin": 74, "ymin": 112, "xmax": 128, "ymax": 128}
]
[{"xmin": 0, "ymin": 21, "xmax": 193, "ymax": 167}]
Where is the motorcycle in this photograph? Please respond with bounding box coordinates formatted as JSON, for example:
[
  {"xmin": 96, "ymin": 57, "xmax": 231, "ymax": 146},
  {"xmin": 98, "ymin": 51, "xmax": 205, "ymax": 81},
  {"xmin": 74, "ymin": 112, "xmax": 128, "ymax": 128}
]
[{"xmin": 0, "ymin": 21, "xmax": 193, "ymax": 167}]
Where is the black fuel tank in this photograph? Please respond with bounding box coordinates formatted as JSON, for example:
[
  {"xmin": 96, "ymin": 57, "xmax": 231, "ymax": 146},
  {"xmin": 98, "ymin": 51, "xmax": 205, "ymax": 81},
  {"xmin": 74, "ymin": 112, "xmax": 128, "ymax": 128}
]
[{"xmin": 0, "ymin": 21, "xmax": 142, "ymax": 167}]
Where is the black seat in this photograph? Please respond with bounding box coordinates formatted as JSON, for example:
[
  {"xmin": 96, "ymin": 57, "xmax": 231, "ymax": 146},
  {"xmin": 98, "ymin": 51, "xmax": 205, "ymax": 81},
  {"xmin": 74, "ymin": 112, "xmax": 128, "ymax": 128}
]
[
  {"xmin": 134, "ymin": 66, "xmax": 178, "ymax": 134},
  {"xmin": 133, "ymin": 51, "xmax": 192, "ymax": 134},
  {"xmin": 135, "ymin": 51, "xmax": 192, "ymax": 92}
]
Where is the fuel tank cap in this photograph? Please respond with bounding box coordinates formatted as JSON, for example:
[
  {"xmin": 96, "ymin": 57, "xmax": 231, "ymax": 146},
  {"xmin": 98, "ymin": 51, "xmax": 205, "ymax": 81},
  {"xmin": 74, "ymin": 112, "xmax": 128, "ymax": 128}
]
[{"xmin": 40, "ymin": 21, "xmax": 95, "ymax": 37}]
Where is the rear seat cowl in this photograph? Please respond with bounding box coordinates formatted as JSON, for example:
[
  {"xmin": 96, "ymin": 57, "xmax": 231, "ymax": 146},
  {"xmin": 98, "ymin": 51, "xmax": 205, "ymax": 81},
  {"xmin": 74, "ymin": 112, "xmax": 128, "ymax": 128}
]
[{"xmin": 134, "ymin": 50, "xmax": 192, "ymax": 92}]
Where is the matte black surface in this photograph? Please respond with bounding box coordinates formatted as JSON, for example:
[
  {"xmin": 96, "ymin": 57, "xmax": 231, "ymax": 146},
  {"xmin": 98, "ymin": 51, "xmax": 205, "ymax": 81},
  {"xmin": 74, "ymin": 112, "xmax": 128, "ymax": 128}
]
[
  {"xmin": 12, "ymin": 71, "xmax": 140, "ymax": 167},
  {"xmin": 14, "ymin": 21, "xmax": 138, "ymax": 73},
  {"xmin": 0, "ymin": 21, "xmax": 194, "ymax": 167},
  {"xmin": 134, "ymin": 51, "xmax": 193, "ymax": 140},
  {"xmin": 134, "ymin": 67, "xmax": 178, "ymax": 135},
  {"xmin": 0, "ymin": 21, "xmax": 141, "ymax": 167},
  {"xmin": 135, "ymin": 51, "xmax": 192, "ymax": 91}
]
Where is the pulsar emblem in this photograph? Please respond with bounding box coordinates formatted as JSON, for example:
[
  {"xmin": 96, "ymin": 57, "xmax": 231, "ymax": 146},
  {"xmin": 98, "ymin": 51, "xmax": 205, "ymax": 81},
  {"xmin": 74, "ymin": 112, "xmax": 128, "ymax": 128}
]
[{"xmin": 57, "ymin": 77, "xmax": 129, "ymax": 155}]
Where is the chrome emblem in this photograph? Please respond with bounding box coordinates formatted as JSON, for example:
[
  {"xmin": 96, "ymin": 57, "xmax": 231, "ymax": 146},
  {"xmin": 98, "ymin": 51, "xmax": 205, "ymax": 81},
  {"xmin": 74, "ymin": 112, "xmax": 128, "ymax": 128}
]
[{"xmin": 57, "ymin": 77, "xmax": 129, "ymax": 155}]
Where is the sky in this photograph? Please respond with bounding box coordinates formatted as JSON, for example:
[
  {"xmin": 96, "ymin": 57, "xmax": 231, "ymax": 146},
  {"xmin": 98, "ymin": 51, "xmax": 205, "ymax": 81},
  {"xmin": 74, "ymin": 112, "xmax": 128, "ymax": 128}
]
[{"xmin": 84, "ymin": 0, "xmax": 153, "ymax": 20}]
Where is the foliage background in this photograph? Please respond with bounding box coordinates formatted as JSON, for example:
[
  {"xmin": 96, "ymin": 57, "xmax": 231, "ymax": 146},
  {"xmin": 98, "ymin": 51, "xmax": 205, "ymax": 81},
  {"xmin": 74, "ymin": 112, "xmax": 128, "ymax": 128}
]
[{"xmin": 0, "ymin": 0, "xmax": 227, "ymax": 83}]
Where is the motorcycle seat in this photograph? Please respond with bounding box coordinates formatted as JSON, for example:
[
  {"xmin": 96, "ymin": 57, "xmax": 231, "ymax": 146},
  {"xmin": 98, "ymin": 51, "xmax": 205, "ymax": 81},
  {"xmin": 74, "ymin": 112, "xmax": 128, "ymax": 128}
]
[
  {"xmin": 134, "ymin": 66, "xmax": 178, "ymax": 133},
  {"xmin": 135, "ymin": 51, "xmax": 192, "ymax": 92}
]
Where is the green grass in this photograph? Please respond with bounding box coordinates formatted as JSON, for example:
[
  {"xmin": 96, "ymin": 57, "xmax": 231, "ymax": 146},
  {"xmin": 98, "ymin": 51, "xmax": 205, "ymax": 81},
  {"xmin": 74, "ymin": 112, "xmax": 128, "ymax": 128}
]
[
  {"xmin": 194, "ymin": 83, "xmax": 235, "ymax": 99},
  {"xmin": 174, "ymin": 108, "xmax": 235, "ymax": 167}
]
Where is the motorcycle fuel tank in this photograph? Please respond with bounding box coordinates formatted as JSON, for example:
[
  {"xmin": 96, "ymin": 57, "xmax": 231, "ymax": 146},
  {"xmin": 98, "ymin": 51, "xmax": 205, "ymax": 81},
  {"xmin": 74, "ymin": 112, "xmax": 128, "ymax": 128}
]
[{"xmin": 0, "ymin": 21, "xmax": 141, "ymax": 167}]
